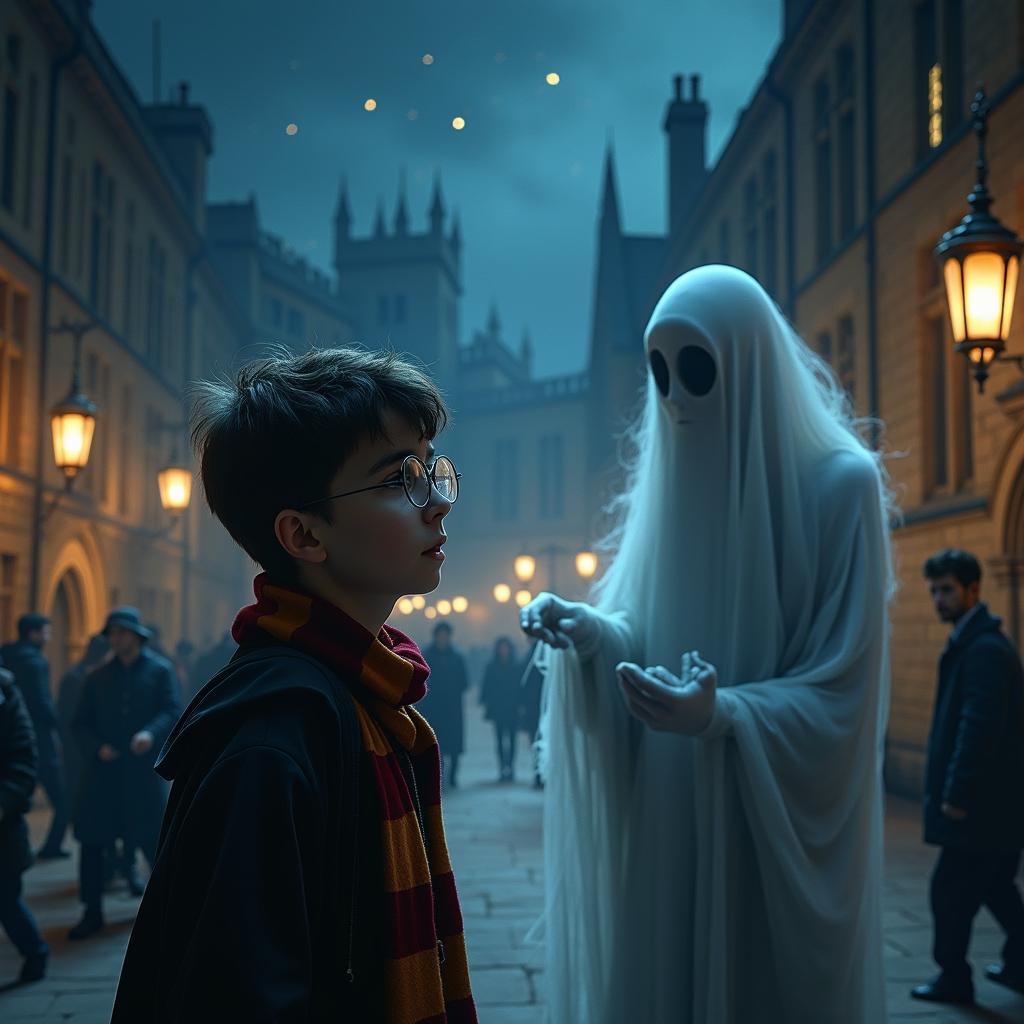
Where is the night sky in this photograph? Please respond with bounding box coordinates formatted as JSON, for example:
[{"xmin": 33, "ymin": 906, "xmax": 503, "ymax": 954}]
[{"xmin": 93, "ymin": 1, "xmax": 779, "ymax": 378}]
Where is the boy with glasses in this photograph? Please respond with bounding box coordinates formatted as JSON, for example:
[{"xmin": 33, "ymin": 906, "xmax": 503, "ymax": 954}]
[{"xmin": 112, "ymin": 348, "xmax": 476, "ymax": 1023}]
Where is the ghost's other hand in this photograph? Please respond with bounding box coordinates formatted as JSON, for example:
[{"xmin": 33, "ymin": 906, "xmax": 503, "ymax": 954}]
[
  {"xmin": 519, "ymin": 592, "xmax": 597, "ymax": 652},
  {"xmin": 616, "ymin": 651, "xmax": 718, "ymax": 735}
]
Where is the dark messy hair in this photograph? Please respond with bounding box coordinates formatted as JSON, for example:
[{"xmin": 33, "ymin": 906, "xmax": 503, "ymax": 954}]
[
  {"xmin": 922, "ymin": 548, "xmax": 982, "ymax": 588},
  {"xmin": 191, "ymin": 347, "xmax": 448, "ymax": 581}
]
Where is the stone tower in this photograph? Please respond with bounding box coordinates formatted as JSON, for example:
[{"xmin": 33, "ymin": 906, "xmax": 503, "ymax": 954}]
[{"xmin": 333, "ymin": 172, "xmax": 462, "ymax": 393}]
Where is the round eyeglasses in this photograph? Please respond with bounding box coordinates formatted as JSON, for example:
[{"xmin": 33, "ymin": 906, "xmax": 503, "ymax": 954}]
[{"xmin": 296, "ymin": 454, "xmax": 461, "ymax": 511}]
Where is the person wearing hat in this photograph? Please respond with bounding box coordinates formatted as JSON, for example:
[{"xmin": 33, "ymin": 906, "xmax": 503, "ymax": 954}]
[
  {"xmin": 1, "ymin": 613, "xmax": 68, "ymax": 860},
  {"xmin": 68, "ymin": 607, "xmax": 181, "ymax": 939}
]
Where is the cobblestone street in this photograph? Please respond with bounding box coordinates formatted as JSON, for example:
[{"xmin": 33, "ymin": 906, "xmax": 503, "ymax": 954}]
[{"xmin": 1, "ymin": 698, "xmax": 1022, "ymax": 1022}]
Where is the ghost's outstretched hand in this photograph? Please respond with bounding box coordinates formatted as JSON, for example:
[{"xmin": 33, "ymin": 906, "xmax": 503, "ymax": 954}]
[
  {"xmin": 616, "ymin": 650, "xmax": 717, "ymax": 735},
  {"xmin": 519, "ymin": 592, "xmax": 598, "ymax": 653}
]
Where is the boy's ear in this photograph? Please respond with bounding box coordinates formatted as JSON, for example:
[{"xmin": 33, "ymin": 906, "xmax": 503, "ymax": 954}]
[{"xmin": 274, "ymin": 510, "xmax": 328, "ymax": 565}]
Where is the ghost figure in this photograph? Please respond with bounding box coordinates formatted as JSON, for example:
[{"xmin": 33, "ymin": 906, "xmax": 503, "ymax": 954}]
[{"xmin": 521, "ymin": 265, "xmax": 892, "ymax": 1024}]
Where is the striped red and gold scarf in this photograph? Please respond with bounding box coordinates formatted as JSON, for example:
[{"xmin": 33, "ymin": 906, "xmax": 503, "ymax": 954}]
[{"xmin": 232, "ymin": 574, "xmax": 477, "ymax": 1024}]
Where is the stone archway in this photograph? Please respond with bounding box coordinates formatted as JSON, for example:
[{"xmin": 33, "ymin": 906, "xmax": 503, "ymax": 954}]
[
  {"xmin": 40, "ymin": 534, "xmax": 106, "ymax": 693},
  {"xmin": 48, "ymin": 571, "xmax": 83, "ymax": 688}
]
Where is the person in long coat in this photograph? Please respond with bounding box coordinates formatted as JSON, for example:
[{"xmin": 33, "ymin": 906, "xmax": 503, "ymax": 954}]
[
  {"xmin": 912, "ymin": 549, "xmax": 1024, "ymax": 1005},
  {"xmin": 0, "ymin": 664, "xmax": 48, "ymax": 986},
  {"xmin": 69, "ymin": 607, "xmax": 181, "ymax": 940},
  {"xmin": 1, "ymin": 613, "xmax": 68, "ymax": 859},
  {"xmin": 56, "ymin": 634, "xmax": 110, "ymax": 811},
  {"xmin": 420, "ymin": 622, "xmax": 469, "ymax": 789},
  {"xmin": 480, "ymin": 637, "xmax": 523, "ymax": 782}
]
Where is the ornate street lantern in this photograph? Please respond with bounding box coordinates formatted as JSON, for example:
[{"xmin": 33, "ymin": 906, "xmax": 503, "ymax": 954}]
[
  {"xmin": 50, "ymin": 381, "xmax": 97, "ymax": 482},
  {"xmin": 935, "ymin": 86, "xmax": 1023, "ymax": 393}
]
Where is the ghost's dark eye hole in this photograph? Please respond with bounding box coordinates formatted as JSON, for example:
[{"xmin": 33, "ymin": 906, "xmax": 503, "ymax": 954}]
[
  {"xmin": 648, "ymin": 349, "xmax": 670, "ymax": 396},
  {"xmin": 677, "ymin": 346, "xmax": 717, "ymax": 397}
]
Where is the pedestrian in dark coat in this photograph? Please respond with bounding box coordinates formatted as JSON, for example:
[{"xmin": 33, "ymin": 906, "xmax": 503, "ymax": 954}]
[
  {"xmin": 912, "ymin": 549, "xmax": 1024, "ymax": 1006},
  {"xmin": 56, "ymin": 634, "xmax": 109, "ymax": 807},
  {"xmin": 1, "ymin": 613, "xmax": 68, "ymax": 859},
  {"xmin": 0, "ymin": 665, "xmax": 49, "ymax": 985},
  {"xmin": 421, "ymin": 622, "xmax": 469, "ymax": 788},
  {"xmin": 480, "ymin": 637, "xmax": 523, "ymax": 782},
  {"xmin": 68, "ymin": 607, "xmax": 181, "ymax": 940}
]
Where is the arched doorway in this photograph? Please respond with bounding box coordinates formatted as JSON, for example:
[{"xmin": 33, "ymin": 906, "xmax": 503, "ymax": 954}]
[{"xmin": 47, "ymin": 569, "xmax": 87, "ymax": 692}]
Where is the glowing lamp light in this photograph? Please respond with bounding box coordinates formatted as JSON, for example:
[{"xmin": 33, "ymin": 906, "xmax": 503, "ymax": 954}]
[
  {"xmin": 575, "ymin": 551, "xmax": 598, "ymax": 579},
  {"xmin": 515, "ymin": 589, "xmax": 532, "ymax": 609},
  {"xmin": 364, "ymin": 98, "xmax": 377, "ymax": 112},
  {"xmin": 425, "ymin": 607, "xmax": 438, "ymax": 620},
  {"xmin": 157, "ymin": 464, "xmax": 193, "ymax": 514},
  {"xmin": 50, "ymin": 390, "xmax": 97, "ymax": 480},
  {"xmin": 422, "ymin": 54, "xmax": 434, "ymax": 65},
  {"xmin": 546, "ymin": 72, "xmax": 560, "ymax": 85},
  {"xmin": 452, "ymin": 116, "xmax": 466, "ymax": 130},
  {"xmin": 285, "ymin": 123, "xmax": 298, "ymax": 136},
  {"xmin": 411, "ymin": 595, "xmax": 426, "ymax": 610},
  {"xmin": 514, "ymin": 554, "xmax": 536, "ymax": 582},
  {"xmin": 436, "ymin": 599, "xmax": 452, "ymax": 616},
  {"xmin": 493, "ymin": 583, "xmax": 512, "ymax": 603},
  {"xmin": 934, "ymin": 86, "xmax": 1023, "ymax": 392},
  {"xmin": 452, "ymin": 596, "xmax": 468, "ymax": 613},
  {"xmin": 397, "ymin": 598, "xmax": 414, "ymax": 615}
]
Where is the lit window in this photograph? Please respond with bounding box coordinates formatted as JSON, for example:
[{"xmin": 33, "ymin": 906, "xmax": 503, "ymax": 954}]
[{"xmin": 929, "ymin": 64, "xmax": 943, "ymax": 148}]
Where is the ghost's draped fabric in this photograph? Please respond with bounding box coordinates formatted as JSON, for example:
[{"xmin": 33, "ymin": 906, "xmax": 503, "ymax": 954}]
[{"xmin": 537, "ymin": 266, "xmax": 891, "ymax": 1024}]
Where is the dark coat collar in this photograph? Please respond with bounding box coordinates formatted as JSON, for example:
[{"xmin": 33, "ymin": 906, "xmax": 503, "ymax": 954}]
[{"xmin": 946, "ymin": 602, "xmax": 1000, "ymax": 652}]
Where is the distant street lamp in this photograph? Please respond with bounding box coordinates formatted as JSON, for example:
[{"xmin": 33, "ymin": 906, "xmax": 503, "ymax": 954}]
[
  {"xmin": 514, "ymin": 554, "xmax": 536, "ymax": 583},
  {"xmin": 935, "ymin": 86, "xmax": 1023, "ymax": 393},
  {"xmin": 157, "ymin": 460, "xmax": 193, "ymax": 515},
  {"xmin": 411, "ymin": 595, "xmax": 426, "ymax": 610},
  {"xmin": 436, "ymin": 599, "xmax": 452, "ymax": 616},
  {"xmin": 575, "ymin": 551, "xmax": 599, "ymax": 579},
  {"xmin": 515, "ymin": 589, "xmax": 532, "ymax": 608},
  {"xmin": 452, "ymin": 596, "xmax": 469, "ymax": 613},
  {"xmin": 493, "ymin": 583, "xmax": 512, "ymax": 604}
]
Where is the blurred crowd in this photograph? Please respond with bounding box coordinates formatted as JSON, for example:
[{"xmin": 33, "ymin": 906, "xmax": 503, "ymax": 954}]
[{"xmin": 0, "ymin": 607, "xmax": 236, "ymax": 987}]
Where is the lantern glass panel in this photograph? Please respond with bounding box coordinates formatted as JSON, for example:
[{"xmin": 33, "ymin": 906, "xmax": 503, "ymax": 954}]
[
  {"xmin": 1001, "ymin": 255, "xmax": 1020, "ymax": 340},
  {"xmin": 962, "ymin": 250, "xmax": 1007, "ymax": 339},
  {"xmin": 943, "ymin": 258, "xmax": 966, "ymax": 341}
]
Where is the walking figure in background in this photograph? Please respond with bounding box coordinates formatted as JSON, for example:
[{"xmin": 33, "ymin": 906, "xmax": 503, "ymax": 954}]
[
  {"xmin": 68, "ymin": 607, "xmax": 181, "ymax": 939},
  {"xmin": 480, "ymin": 637, "xmax": 522, "ymax": 783},
  {"xmin": 421, "ymin": 621, "xmax": 469, "ymax": 789},
  {"xmin": 0, "ymin": 663, "xmax": 48, "ymax": 987},
  {"xmin": 521, "ymin": 266, "xmax": 892, "ymax": 1023},
  {"xmin": 912, "ymin": 549, "xmax": 1024, "ymax": 1006},
  {"xmin": 56, "ymin": 634, "xmax": 110, "ymax": 813},
  {"xmin": 2, "ymin": 613, "xmax": 68, "ymax": 860}
]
